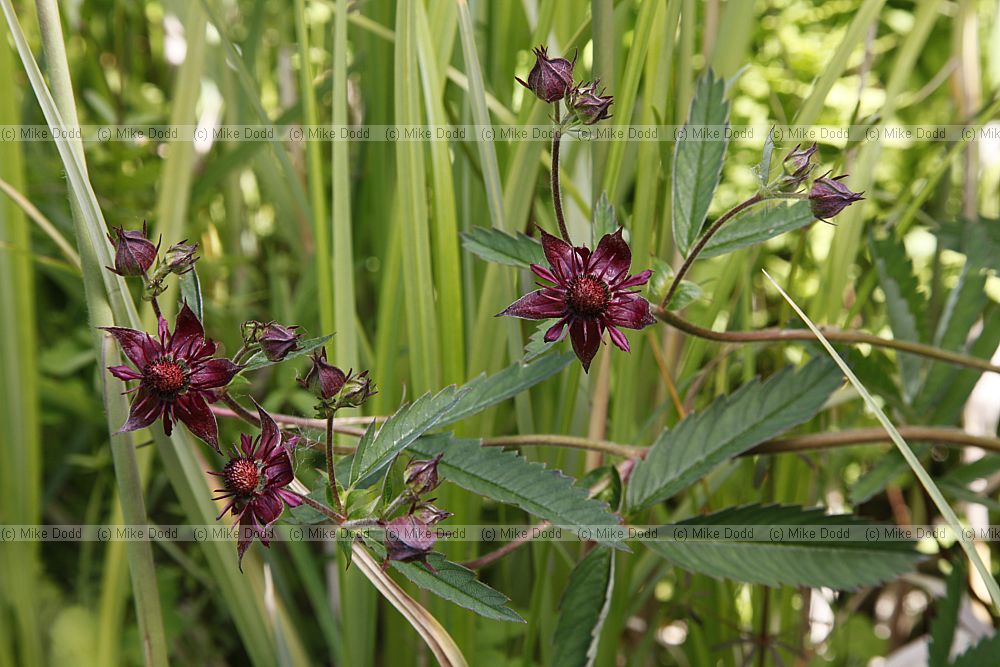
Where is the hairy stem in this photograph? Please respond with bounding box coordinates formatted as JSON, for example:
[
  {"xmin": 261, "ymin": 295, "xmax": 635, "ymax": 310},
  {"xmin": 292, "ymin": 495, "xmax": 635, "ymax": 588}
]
[
  {"xmin": 662, "ymin": 193, "xmax": 765, "ymax": 308},
  {"xmin": 656, "ymin": 307, "xmax": 1000, "ymax": 375},
  {"xmin": 293, "ymin": 491, "xmax": 344, "ymax": 522},
  {"xmin": 219, "ymin": 393, "xmax": 259, "ymax": 426},
  {"xmin": 551, "ymin": 104, "xmax": 570, "ymax": 242}
]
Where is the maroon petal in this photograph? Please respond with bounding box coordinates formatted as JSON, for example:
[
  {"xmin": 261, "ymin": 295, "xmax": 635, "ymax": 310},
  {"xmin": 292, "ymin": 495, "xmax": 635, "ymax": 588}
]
[
  {"xmin": 173, "ymin": 394, "xmax": 220, "ymax": 450},
  {"xmin": 569, "ymin": 318, "xmax": 602, "ymax": 372},
  {"xmin": 544, "ymin": 316, "xmax": 570, "ymax": 342},
  {"xmin": 101, "ymin": 327, "xmax": 158, "ymax": 368},
  {"xmin": 189, "ymin": 358, "xmax": 241, "ymax": 390},
  {"xmin": 587, "ymin": 228, "xmax": 631, "ymax": 283},
  {"xmin": 498, "ymin": 289, "xmax": 566, "ymax": 320},
  {"xmin": 240, "ymin": 433, "xmax": 254, "ymax": 457},
  {"xmin": 539, "ymin": 229, "xmax": 577, "ymax": 281},
  {"xmin": 614, "ymin": 268, "xmax": 653, "ymax": 290},
  {"xmin": 605, "ymin": 292, "xmax": 656, "ymax": 330},
  {"xmin": 530, "ymin": 263, "xmax": 561, "ymax": 285},
  {"xmin": 109, "ymin": 365, "xmax": 142, "ymax": 381},
  {"xmin": 276, "ymin": 488, "xmax": 303, "ymax": 508},
  {"xmin": 119, "ymin": 388, "xmax": 163, "ymax": 433},
  {"xmin": 252, "ymin": 493, "xmax": 284, "ymax": 526},
  {"xmin": 169, "ymin": 302, "xmax": 206, "ymax": 356},
  {"xmin": 266, "ymin": 457, "xmax": 294, "ymax": 488},
  {"xmin": 251, "ymin": 398, "xmax": 281, "ymax": 457},
  {"xmin": 606, "ymin": 324, "xmax": 630, "ymax": 352}
]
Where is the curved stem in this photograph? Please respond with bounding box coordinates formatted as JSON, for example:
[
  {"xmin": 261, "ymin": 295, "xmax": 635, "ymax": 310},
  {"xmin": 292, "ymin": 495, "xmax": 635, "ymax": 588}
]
[
  {"xmin": 748, "ymin": 427, "xmax": 1000, "ymax": 456},
  {"xmin": 219, "ymin": 393, "xmax": 259, "ymax": 426},
  {"xmin": 292, "ymin": 491, "xmax": 344, "ymax": 523},
  {"xmin": 662, "ymin": 193, "xmax": 765, "ymax": 308},
  {"xmin": 461, "ymin": 522, "xmax": 549, "ymax": 570},
  {"xmin": 551, "ymin": 104, "xmax": 571, "ymax": 242},
  {"xmin": 657, "ymin": 308, "xmax": 1000, "ymax": 375}
]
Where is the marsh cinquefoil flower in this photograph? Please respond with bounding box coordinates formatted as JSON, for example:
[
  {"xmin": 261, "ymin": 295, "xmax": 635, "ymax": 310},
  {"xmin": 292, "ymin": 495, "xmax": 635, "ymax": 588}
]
[
  {"xmin": 107, "ymin": 222, "xmax": 159, "ymax": 276},
  {"xmin": 102, "ymin": 302, "xmax": 241, "ymax": 450},
  {"xmin": 809, "ymin": 173, "xmax": 864, "ymax": 221},
  {"xmin": 516, "ymin": 46, "xmax": 576, "ymax": 103},
  {"xmin": 211, "ymin": 400, "xmax": 302, "ymax": 568},
  {"xmin": 259, "ymin": 322, "xmax": 302, "ymax": 362},
  {"xmin": 569, "ymin": 80, "xmax": 614, "ymax": 125},
  {"xmin": 499, "ymin": 228, "xmax": 655, "ymax": 371},
  {"xmin": 382, "ymin": 515, "xmax": 436, "ymax": 571}
]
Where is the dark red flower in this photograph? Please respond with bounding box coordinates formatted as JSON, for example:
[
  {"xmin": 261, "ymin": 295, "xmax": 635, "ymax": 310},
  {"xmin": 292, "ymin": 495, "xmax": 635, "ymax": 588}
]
[
  {"xmin": 260, "ymin": 322, "xmax": 302, "ymax": 362},
  {"xmin": 101, "ymin": 302, "xmax": 241, "ymax": 450},
  {"xmin": 297, "ymin": 349, "xmax": 347, "ymax": 400},
  {"xmin": 809, "ymin": 173, "xmax": 864, "ymax": 221},
  {"xmin": 382, "ymin": 515, "xmax": 436, "ymax": 571},
  {"xmin": 211, "ymin": 400, "xmax": 302, "ymax": 569},
  {"xmin": 516, "ymin": 46, "xmax": 576, "ymax": 103},
  {"xmin": 405, "ymin": 453, "xmax": 443, "ymax": 496},
  {"xmin": 498, "ymin": 228, "xmax": 655, "ymax": 371},
  {"xmin": 107, "ymin": 222, "xmax": 159, "ymax": 276},
  {"xmin": 569, "ymin": 80, "xmax": 614, "ymax": 125}
]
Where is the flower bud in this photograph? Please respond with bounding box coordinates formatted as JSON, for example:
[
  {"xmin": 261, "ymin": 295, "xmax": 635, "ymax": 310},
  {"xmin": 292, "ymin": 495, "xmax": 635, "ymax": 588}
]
[
  {"xmin": 809, "ymin": 173, "xmax": 864, "ymax": 221},
  {"xmin": 568, "ymin": 81, "xmax": 613, "ymax": 125},
  {"xmin": 776, "ymin": 143, "xmax": 817, "ymax": 192},
  {"xmin": 405, "ymin": 454, "xmax": 443, "ymax": 496},
  {"xmin": 516, "ymin": 46, "xmax": 576, "ymax": 103},
  {"xmin": 260, "ymin": 322, "xmax": 303, "ymax": 362},
  {"xmin": 414, "ymin": 503, "xmax": 453, "ymax": 526},
  {"xmin": 297, "ymin": 349, "xmax": 347, "ymax": 400},
  {"xmin": 164, "ymin": 240, "xmax": 199, "ymax": 275},
  {"xmin": 382, "ymin": 515, "xmax": 435, "ymax": 570},
  {"xmin": 107, "ymin": 222, "xmax": 158, "ymax": 276},
  {"xmin": 338, "ymin": 370, "xmax": 376, "ymax": 409}
]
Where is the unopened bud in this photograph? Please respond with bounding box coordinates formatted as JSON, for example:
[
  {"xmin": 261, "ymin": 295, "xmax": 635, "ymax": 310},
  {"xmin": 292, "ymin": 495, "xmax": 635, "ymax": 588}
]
[{"xmin": 107, "ymin": 222, "xmax": 158, "ymax": 276}]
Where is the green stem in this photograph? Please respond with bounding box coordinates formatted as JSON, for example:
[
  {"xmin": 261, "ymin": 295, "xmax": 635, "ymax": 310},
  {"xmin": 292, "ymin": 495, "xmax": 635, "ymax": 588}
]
[{"xmin": 656, "ymin": 308, "xmax": 1000, "ymax": 375}]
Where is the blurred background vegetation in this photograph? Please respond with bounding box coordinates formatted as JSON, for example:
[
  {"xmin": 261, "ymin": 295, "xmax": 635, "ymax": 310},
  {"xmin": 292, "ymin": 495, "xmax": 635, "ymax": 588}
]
[{"xmin": 1, "ymin": 0, "xmax": 999, "ymax": 665}]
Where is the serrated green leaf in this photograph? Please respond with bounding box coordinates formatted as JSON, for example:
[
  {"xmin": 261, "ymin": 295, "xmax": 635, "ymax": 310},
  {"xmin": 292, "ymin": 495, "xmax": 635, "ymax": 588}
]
[
  {"xmin": 929, "ymin": 559, "xmax": 965, "ymax": 667},
  {"xmin": 552, "ymin": 548, "xmax": 615, "ymax": 667},
  {"xmin": 672, "ymin": 69, "xmax": 730, "ymax": 257},
  {"xmin": 364, "ymin": 541, "xmax": 524, "ymax": 623},
  {"xmin": 870, "ymin": 233, "xmax": 927, "ymax": 400},
  {"xmin": 438, "ymin": 353, "xmax": 574, "ymax": 426},
  {"xmin": 645, "ymin": 258, "xmax": 674, "ymax": 304},
  {"xmin": 240, "ymin": 334, "xmax": 333, "ymax": 372},
  {"xmin": 592, "ymin": 193, "xmax": 617, "ymax": 246},
  {"xmin": 349, "ymin": 386, "xmax": 464, "ymax": 487},
  {"xmin": 628, "ymin": 359, "xmax": 841, "ymax": 511},
  {"xmin": 646, "ymin": 504, "xmax": 921, "ymax": 589},
  {"xmin": 461, "ymin": 226, "xmax": 545, "ymax": 268},
  {"xmin": 700, "ymin": 200, "xmax": 814, "ymax": 259},
  {"xmin": 178, "ymin": 267, "xmax": 203, "ymax": 321},
  {"xmin": 409, "ymin": 436, "xmax": 624, "ymax": 549},
  {"xmin": 524, "ymin": 323, "xmax": 552, "ymax": 360}
]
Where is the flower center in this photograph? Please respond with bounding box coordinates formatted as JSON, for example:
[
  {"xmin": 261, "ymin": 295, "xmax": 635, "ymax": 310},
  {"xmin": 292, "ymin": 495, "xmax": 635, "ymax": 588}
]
[
  {"xmin": 566, "ymin": 275, "xmax": 610, "ymax": 318},
  {"xmin": 144, "ymin": 358, "xmax": 187, "ymax": 396},
  {"xmin": 223, "ymin": 457, "xmax": 262, "ymax": 495}
]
